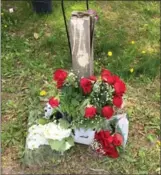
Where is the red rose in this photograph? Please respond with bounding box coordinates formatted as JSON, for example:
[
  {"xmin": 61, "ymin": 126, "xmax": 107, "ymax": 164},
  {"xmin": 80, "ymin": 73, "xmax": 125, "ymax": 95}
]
[
  {"xmin": 113, "ymin": 133, "xmax": 123, "ymax": 146},
  {"xmin": 57, "ymin": 81, "xmax": 64, "ymax": 89},
  {"xmin": 94, "ymin": 130, "xmax": 120, "ymax": 158},
  {"xmin": 53, "ymin": 69, "xmax": 68, "ymax": 88},
  {"xmin": 95, "ymin": 130, "xmax": 112, "ymax": 147},
  {"xmin": 107, "ymin": 136, "xmax": 113, "ymax": 144},
  {"xmin": 80, "ymin": 78, "xmax": 92, "ymax": 94},
  {"xmin": 53, "ymin": 69, "xmax": 68, "ymax": 82},
  {"xmin": 103, "ymin": 144, "xmax": 119, "ymax": 158},
  {"xmin": 49, "ymin": 97, "xmax": 59, "ymax": 108},
  {"xmin": 89, "ymin": 76, "xmax": 97, "ymax": 82},
  {"xmin": 95, "ymin": 130, "xmax": 103, "ymax": 141},
  {"xmin": 101, "ymin": 69, "xmax": 111, "ymax": 81},
  {"xmin": 113, "ymin": 95, "xmax": 123, "ymax": 108},
  {"xmin": 114, "ymin": 79, "xmax": 126, "ymax": 95},
  {"xmin": 103, "ymin": 136, "xmax": 113, "ymax": 147},
  {"xmin": 103, "ymin": 134, "xmax": 113, "ymax": 147},
  {"xmin": 101, "ymin": 106, "xmax": 114, "ymax": 119},
  {"xmin": 104, "ymin": 130, "xmax": 111, "ymax": 138},
  {"xmin": 105, "ymin": 75, "xmax": 116, "ymax": 85},
  {"xmin": 95, "ymin": 130, "xmax": 110, "ymax": 141},
  {"xmin": 85, "ymin": 106, "xmax": 97, "ymax": 118},
  {"xmin": 113, "ymin": 75, "xmax": 120, "ymax": 82}
]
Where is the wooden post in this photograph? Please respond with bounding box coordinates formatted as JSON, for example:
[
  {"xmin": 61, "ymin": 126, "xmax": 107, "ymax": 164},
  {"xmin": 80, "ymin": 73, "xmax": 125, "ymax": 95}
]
[{"xmin": 69, "ymin": 11, "xmax": 96, "ymax": 78}]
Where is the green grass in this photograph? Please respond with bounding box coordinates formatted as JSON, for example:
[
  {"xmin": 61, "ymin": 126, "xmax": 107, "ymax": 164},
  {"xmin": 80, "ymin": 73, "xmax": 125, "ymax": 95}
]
[{"xmin": 1, "ymin": 1, "xmax": 160, "ymax": 174}]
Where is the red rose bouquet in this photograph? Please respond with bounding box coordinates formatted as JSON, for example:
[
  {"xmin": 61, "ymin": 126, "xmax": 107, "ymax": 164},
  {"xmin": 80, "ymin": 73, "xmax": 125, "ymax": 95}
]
[
  {"xmin": 42, "ymin": 68, "xmax": 126, "ymax": 130},
  {"xmin": 72, "ymin": 68, "xmax": 126, "ymax": 130},
  {"xmin": 91, "ymin": 130, "xmax": 124, "ymax": 158}
]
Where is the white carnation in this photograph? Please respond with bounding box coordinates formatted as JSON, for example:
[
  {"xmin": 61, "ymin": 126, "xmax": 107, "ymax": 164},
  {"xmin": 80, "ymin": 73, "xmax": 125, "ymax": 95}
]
[
  {"xmin": 26, "ymin": 124, "xmax": 48, "ymax": 150},
  {"xmin": 43, "ymin": 122, "xmax": 71, "ymax": 141},
  {"xmin": 28, "ymin": 124, "xmax": 45, "ymax": 135}
]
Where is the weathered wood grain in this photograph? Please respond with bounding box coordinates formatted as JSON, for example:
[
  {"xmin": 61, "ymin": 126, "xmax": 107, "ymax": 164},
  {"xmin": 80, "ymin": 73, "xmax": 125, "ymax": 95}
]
[{"xmin": 69, "ymin": 11, "xmax": 96, "ymax": 78}]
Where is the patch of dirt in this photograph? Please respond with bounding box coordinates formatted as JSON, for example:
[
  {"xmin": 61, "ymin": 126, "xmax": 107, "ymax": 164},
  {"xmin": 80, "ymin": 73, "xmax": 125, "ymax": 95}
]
[{"xmin": 1, "ymin": 147, "xmax": 25, "ymax": 175}]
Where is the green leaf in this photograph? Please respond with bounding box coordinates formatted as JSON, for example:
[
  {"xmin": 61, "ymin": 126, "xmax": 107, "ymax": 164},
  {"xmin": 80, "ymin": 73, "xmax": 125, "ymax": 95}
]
[
  {"xmin": 66, "ymin": 136, "xmax": 74, "ymax": 147},
  {"xmin": 71, "ymin": 99, "xmax": 79, "ymax": 106},
  {"xmin": 146, "ymin": 134, "xmax": 155, "ymax": 143},
  {"xmin": 48, "ymin": 139, "xmax": 66, "ymax": 152},
  {"xmin": 37, "ymin": 118, "xmax": 49, "ymax": 125},
  {"xmin": 138, "ymin": 149, "xmax": 146, "ymax": 158},
  {"xmin": 59, "ymin": 119, "xmax": 70, "ymax": 129}
]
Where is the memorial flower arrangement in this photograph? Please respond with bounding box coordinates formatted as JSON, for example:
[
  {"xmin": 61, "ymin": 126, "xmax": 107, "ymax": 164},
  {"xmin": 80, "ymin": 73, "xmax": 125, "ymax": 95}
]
[
  {"xmin": 48, "ymin": 68, "xmax": 126, "ymax": 130},
  {"xmin": 26, "ymin": 68, "xmax": 128, "ymax": 159},
  {"xmin": 73, "ymin": 68, "xmax": 126, "ymax": 130}
]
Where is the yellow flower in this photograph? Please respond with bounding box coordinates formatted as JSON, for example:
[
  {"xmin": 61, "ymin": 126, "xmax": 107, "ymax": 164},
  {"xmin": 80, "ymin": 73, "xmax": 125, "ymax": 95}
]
[
  {"xmin": 130, "ymin": 68, "xmax": 134, "ymax": 73},
  {"xmin": 40, "ymin": 90, "xmax": 47, "ymax": 96},
  {"xmin": 131, "ymin": 41, "xmax": 135, "ymax": 44},
  {"xmin": 107, "ymin": 51, "xmax": 112, "ymax": 56},
  {"xmin": 142, "ymin": 50, "xmax": 146, "ymax": 54},
  {"xmin": 156, "ymin": 140, "xmax": 161, "ymax": 147},
  {"xmin": 4, "ymin": 25, "xmax": 7, "ymax": 28}
]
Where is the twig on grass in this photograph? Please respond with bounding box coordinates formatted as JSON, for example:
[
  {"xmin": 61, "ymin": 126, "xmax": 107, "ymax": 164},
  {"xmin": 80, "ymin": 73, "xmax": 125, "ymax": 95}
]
[{"xmin": 89, "ymin": 167, "xmax": 109, "ymax": 173}]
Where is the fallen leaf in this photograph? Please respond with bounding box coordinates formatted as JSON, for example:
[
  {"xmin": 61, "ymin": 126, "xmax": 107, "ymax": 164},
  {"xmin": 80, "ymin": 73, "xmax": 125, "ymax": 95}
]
[{"xmin": 33, "ymin": 33, "xmax": 39, "ymax": 39}]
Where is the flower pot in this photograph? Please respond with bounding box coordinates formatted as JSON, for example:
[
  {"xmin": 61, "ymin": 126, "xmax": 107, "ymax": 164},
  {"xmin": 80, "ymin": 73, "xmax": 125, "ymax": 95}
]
[
  {"xmin": 32, "ymin": 0, "xmax": 52, "ymax": 14},
  {"xmin": 73, "ymin": 128, "xmax": 95, "ymax": 145}
]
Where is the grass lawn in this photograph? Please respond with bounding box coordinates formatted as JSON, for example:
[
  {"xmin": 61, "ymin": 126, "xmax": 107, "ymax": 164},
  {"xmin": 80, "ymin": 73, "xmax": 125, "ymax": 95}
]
[{"xmin": 1, "ymin": 1, "xmax": 160, "ymax": 174}]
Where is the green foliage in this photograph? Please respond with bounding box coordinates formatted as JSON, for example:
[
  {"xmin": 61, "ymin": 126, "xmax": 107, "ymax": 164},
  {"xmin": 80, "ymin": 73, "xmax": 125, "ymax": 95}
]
[
  {"xmin": 1, "ymin": 115, "xmax": 27, "ymax": 148},
  {"xmin": 28, "ymin": 109, "xmax": 43, "ymax": 127},
  {"xmin": 59, "ymin": 85, "xmax": 84, "ymax": 118},
  {"xmin": 59, "ymin": 119, "xmax": 70, "ymax": 129},
  {"xmin": 75, "ymin": 116, "xmax": 104, "ymax": 131},
  {"xmin": 146, "ymin": 134, "xmax": 155, "ymax": 143},
  {"xmin": 66, "ymin": 136, "xmax": 74, "ymax": 147},
  {"xmin": 43, "ymin": 81, "xmax": 59, "ymax": 98},
  {"xmin": 48, "ymin": 136, "xmax": 74, "ymax": 152},
  {"xmin": 48, "ymin": 140, "xmax": 66, "ymax": 152},
  {"xmin": 37, "ymin": 118, "xmax": 49, "ymax": 125}
]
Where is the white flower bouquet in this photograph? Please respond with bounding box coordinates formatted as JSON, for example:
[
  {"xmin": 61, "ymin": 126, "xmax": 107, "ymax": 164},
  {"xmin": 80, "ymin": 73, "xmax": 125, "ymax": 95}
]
[{"xmin": 26, "ymin": 120, "xmax": 74, "ymax": 153}]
